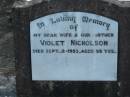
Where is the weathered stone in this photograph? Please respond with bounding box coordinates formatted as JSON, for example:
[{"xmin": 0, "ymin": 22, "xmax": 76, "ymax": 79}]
[
  {"xmin": 0, "ymin": 0, "xmax": 16, "ymax": 96},
  {"xmin": 13, "ymin": 0, "xmax": 130, "ymax": 97}
]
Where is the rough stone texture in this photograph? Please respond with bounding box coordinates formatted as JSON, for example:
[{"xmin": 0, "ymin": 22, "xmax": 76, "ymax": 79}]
[
  {"xmin": 0, "ymin": 0, "xmax": 16, "ymax": 97},
  {"xmin": 103, "ymin": 0, "xmax": 130, "ymax": 7},
  {"xmin": 13, "ymin": 0, "xmax": 130, "ymax": 8},
  {"xmin": 0, "ymin": 0, "xmax": 15, "ymax": 69},
  {"xmin": 0, "ymin": 73, "xmax": 16, "ymax": 97}
]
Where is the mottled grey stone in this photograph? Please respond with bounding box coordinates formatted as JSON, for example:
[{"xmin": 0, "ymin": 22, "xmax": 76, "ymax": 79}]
[
  {"xmin": 103, "ymin": 0, "xmax": 130, "ymax": 7},
  {"xmin": 0, "ymin": 0, "xmax": 16, "ymax": 97},
  {"xmin": 0, "ymin": 73, "xmax": 16, "ymax": 97}
]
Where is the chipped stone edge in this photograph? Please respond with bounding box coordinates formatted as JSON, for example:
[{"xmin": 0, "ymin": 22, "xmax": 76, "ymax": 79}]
[
  {"xmin": 13, "ymin": 0, "xmax": 130, "ymax": 8},
  {"xmin": 13, "ymin": 0, "xmax": 48, "ymax": 8},
  {"xmin": 103, "ymin": 0, "xmax": 130, "ymax": 7}
]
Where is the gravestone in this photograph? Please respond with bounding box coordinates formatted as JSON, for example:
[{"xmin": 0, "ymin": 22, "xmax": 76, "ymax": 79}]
[{"xmin": 13, "ymin": 0, "xmax": 130, "ymax": 97}]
